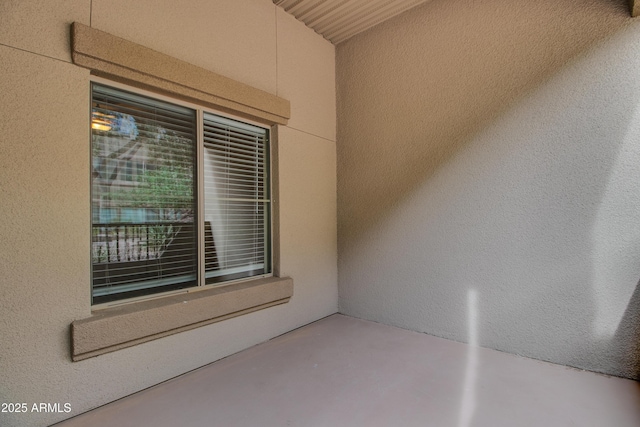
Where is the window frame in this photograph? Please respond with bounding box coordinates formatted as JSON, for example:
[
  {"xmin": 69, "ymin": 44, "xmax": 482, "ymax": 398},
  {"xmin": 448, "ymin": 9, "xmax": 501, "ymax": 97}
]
[
  {"xmin": 72, "ymin": 78, "xmax": 291, "ymax": 361},
  {"xmin": 90, "ymin": 76, "xmax": 274, "ymax": 309}
]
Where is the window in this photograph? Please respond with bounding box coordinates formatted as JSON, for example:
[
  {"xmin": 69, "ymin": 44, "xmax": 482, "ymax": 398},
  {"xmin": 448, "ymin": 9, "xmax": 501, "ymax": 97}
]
[
  {"xmin": 72, "ymin": 27, "xmax": 291, "ymax": 360},
  {"xmin": 91, "ymin": 82, "xmax": 271, "ymax": 305}
]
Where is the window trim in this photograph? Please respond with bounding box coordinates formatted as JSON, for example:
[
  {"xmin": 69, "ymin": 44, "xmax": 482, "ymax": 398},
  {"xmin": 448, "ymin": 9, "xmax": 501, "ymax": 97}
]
[
  {"xmin": 72, "ymin": 276, "xmax": 293, "ymax": 361},
  {"xmin": 71, "ymin": 22, "xmax": 290, "ymax": 125}
]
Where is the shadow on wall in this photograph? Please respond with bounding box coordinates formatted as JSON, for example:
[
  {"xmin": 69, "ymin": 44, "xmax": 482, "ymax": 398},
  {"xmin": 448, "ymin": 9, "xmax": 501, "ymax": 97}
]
[
  {"xmin": 336, "ymin": 0, "xmax": 640, "ymax": 380},
  {"xmin": 337, "ymin": 0, "xmax": 634, "ymax": 244},
  {"xmin": 613, "ymin": 280, "xmax": 640, "ymax": 378}
]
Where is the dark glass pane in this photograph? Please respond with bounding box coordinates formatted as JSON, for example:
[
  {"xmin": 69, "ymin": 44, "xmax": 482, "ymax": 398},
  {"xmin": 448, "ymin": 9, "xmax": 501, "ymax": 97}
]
[{"xmin": 90, "ymin": 84, "xmax": 198, "ymax": 304}]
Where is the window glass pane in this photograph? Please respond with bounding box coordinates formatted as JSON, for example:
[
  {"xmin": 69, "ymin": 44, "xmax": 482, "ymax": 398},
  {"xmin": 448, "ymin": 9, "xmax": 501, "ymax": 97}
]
[
  {"xmin": 202, "ymin": 113, "xmax": 270, "ymax": 284},
  {"xmin": 91, "ymin": 83, "xmax": 198, "ymax": 304}
]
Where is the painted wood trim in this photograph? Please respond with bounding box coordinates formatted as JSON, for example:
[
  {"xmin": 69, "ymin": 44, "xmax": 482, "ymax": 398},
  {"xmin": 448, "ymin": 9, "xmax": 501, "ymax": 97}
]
[
  {"xmin": 71, "ymin": 276, "xmax": 293, "ymax": 361},
  {"xmin": 71, "ymin": 23, "xmax": 290, "ymax": 125}
]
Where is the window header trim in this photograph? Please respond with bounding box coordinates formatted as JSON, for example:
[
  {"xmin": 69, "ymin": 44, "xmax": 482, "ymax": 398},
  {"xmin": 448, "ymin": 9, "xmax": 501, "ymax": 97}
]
[{"xmin": 71, "ymin": 22, "xmax": 290, "ymax": 125}]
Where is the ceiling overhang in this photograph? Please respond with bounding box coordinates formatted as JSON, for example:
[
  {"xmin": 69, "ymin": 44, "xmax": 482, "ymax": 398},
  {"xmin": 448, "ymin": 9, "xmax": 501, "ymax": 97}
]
[
  {"xmin": 274, "ymin": 0, "xmax": 430, "ymax": 44},
  {"xmin": 275, "ymin": 0, "xmax": 639, "ymax": 45}
]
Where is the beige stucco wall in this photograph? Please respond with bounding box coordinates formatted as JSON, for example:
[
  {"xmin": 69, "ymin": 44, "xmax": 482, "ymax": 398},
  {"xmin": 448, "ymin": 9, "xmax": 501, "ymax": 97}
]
[
  {"xmin": 337, "ymin": 0, "xmax": 640, "ymax": 380},
  {"xmin": 0, "ymin": 1, "xmax": 336, "ymax": 426}
]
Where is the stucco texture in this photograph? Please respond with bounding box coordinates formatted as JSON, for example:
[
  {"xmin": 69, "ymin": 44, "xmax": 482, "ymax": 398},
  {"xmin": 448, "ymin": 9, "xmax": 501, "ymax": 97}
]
[
  {"xmin": 0, "ymin": 0, "xmax": 89, "ymax": 62},
  {"xmin": 337, "ymin": 0, "xmax": 640, "ymax": 380},
  {"xmin": 91, "ymin": 0, "xmax": 277, "ymax": 94},
  {"xmin": 0, "ymin": 1, "xmax": 336, "ymax": 426},
  {"xmin": 276, "ymin": 8, "xmax": 337, "ymax": 141}
]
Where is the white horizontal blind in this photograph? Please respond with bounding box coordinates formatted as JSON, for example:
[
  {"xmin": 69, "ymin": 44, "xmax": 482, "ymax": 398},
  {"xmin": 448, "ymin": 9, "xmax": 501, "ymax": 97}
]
[
  {"xmin": 91, "ymin": 83, "xmax": 198, "ymax": 304},
  {"xmin": 202, "ymin": 113, "xmax": 271, "ymax": 284}
]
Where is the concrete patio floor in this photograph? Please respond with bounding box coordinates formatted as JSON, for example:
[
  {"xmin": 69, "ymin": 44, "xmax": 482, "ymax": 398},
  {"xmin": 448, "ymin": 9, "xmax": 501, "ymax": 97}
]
[{"xmin": 56, "ymin": 314, "xmax": 640, "ymax": 426}]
